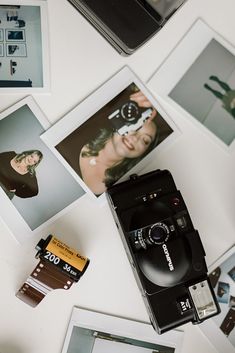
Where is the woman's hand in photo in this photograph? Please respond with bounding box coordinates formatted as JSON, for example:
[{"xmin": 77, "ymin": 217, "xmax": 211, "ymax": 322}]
[{"xmin": 130, "ymin": 91, "xmax": 157, "ymax": 119}]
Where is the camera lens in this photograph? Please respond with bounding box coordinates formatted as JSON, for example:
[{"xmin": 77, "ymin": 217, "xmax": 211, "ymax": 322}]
[
  {"xmin": 148, "ymin": 222, "xmax": 170, "ymax": 245},
  {"xmin": 121, "ymin": 102, "xmax": 139, "ymax": 122}
]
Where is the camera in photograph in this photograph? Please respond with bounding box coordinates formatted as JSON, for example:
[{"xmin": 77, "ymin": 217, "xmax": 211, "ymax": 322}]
[
  {"xmin": 107, "ymin": 169, "xmax": 220, "ymax": 334},
  {"xmin": 108, "ymin": 100, "xmax": 153, "ymax": 135}
]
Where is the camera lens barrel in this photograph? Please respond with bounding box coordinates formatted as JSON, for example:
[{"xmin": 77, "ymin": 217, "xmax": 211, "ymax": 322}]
[
  {"xmin": 121, "ymin": 101, "xmax": 139, "ymax": 121},
  {"xmin": 129, "ymin": 222, "xmax": 171, "ymax": 251},
  {"xmin": 148, "ymin": 222, "xmax": 170, "ymax": 245}
]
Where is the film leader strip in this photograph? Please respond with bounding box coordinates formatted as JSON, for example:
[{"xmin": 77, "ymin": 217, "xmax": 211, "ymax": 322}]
[{"xmin": 16, "ymin": 259, "xmax": 75, "ymax": 307}]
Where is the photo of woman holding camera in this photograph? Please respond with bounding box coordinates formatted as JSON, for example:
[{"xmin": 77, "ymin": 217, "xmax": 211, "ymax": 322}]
[
  {"xmin": 0, "ymin": 149, "xmax": 43, "ymax": 199},
  {"xmin": 79, "ymin": 91, "xmax": 158, "ymax": 195},
  {"xmin": 56, "ymin": 84, "xmax": 174, "ymax": 196}
]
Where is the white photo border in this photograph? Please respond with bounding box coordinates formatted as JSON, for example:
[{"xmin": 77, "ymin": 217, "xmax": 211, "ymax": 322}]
[
  {"xmin": 61, "ymin": 307, "xmax": 184, "ymax": 353},
  {"xmin": 0, "ymin": 0, "xmax": 50, "ymax": 93},
  {"xmin": 41, "ymin": 66, "xmax": 180, "ymax": 203},
  {"xmin": 0, "ymin": 96, "xmax": 85, "ymax": 243},
  {"xmin": 148, "ymin": 18, "xmax": 235, "ymax": 153},
  {"xmin": 199, "ymin": 245, "xmax": 235, "ymax": 353}
]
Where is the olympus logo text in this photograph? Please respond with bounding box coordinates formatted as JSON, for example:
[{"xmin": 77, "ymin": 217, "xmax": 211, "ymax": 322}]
[{"xmin": 162, "ymin": 244, "xmax": 174, "ymax": 271}]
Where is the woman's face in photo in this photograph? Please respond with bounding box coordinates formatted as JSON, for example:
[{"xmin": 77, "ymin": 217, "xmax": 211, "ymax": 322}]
[
  {"xmin": 112, "ymin": 120, "xmax": 157, "ymax": 159},
  {"xmin": 24, "ymin": 152, "xmax": 40, "ymax": 166}
]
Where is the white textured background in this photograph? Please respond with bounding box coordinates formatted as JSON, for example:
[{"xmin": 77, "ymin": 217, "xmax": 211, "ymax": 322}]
[{"xmin": 0, "ymin": 0, "xmax": 234, "ymax": 352}]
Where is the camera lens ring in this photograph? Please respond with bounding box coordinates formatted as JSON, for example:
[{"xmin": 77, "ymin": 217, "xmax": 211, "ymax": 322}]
[
  {"xmin": 121, "ymin": 101, "xmax": 139, "ymax": 122},
  {"xmin": 148, "ymin": 222, "xmax": 170, "ymax": 245}
]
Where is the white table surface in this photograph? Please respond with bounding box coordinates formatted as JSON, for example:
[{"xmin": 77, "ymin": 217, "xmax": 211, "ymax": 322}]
[{"xmin": 0, "ymin": 0, "xmax": 234, "ymax": 352}]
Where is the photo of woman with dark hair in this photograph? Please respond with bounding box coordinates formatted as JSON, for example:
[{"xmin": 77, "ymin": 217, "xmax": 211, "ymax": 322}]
[
  {"xmin": 0, "ymin": 149, "xmax": 43, "ymax": 199},
  {"xmin": 79, "ymin": 92, "xmax": 158, "ymax": 195},
  {"xmin": 55, "ymin": 83, "xmax": 174, "ymax": 197}
]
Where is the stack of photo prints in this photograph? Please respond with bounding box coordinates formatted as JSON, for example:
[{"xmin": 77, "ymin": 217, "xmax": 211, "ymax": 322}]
[{"xmin": 0, "ymin": 1, "xmax": 234, "ymax": 352}]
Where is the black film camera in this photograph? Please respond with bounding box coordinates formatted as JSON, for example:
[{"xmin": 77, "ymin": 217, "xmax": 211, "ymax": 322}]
[
  {"xmin": 108, "ymin": 100, "xmax": 153, "ymax": 135},
  {"xmin": 107, "ymin": 169, "xmax": 220, "ymax": 334}
]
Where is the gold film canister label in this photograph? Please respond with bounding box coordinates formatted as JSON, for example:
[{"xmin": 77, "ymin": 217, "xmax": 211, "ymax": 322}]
[{"xmin": 46, "ymin": 235, "xmax": 88, "ymax": 272}]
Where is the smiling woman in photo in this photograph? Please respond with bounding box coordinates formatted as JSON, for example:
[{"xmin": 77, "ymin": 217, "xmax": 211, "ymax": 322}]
[
  {"xmin": 0, "ymin": 149, "xmax": 43, "ymax": 199},
  {"xmin": 79, "ymin": 91, "xmax": 158, "ymax": 196},
  {"xmin": 55, "ymin": 77, "xmax": 174, "ymax": 198}
]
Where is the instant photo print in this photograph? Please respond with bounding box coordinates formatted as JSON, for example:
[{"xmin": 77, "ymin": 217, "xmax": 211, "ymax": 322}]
[
  {"xmin": 0, "ymin": 0, "xmax": 50, "ymax": 92},
  {"xmin": 41, "ymin": 67, "xmax": 180, "ymax": 202},
  {"xmin": 217, "ymin": 282, "xmax": 230, "ymax": 304},
  {"xmin": 0, "ymin": 97, "xmax": 85, "ymax": 243},
  {"xmin": 61, "ymin": 307, "xmax": 184, "ymax": 353},
  {"xmin": 106, "ymin": 169, "xmax": 220, "ymax": 334},
  {"xmin": 67, "ymin": 0, "xmax": 187, "ymax": 55},
  {"xmin": 148, "ymin": 19, "xmax": 235, "ymax": 151},
  {"xmin": 200, "ymin": 246, "xmax": 235, "ymax": 353}
]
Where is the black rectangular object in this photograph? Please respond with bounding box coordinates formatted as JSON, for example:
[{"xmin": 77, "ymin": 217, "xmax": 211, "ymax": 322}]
[
  {"xmin": 67, "ymin": 0, "xmax": 187, "ymax": 55},
  {"xmin": 107, "ymin": 169, "xmax": 220, "ymax": 333}
]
